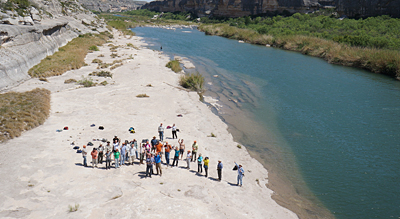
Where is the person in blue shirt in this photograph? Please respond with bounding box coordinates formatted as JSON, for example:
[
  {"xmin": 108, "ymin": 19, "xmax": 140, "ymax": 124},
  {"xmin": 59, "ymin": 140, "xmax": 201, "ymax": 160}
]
[
  {"xmin": 217, "ymin": 160, "xmax": 223, "ymax": 181},
  {"xmin": 234, "ymin": 161, "xmax": 244, "ymax": 187},
  {"xmin": 197, "ymin": 154, "xmax": 203, "ymax": 173},
  {"xmin": 172, "ymin": 146, "xmax": 180, "ymax": 167},
  {"xmin": 155, "ymin": 152, "xmax": 162, "ymax": 176}
]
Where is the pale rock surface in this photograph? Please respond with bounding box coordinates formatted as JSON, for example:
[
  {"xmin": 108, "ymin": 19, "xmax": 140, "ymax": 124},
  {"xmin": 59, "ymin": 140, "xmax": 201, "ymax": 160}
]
[{"xmin": 0, "ymin": 30, "xmax": 299, "ymax": 219}]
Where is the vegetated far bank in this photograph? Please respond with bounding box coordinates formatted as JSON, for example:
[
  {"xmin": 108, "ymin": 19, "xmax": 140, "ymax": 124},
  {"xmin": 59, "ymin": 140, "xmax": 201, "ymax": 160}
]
[
  {"xmin": 0, "ymin": 88, "xmax": 51, "ymax": 142},
  {"xmin": 199, "ymin": 23, "xmax": 400, "ymax": 79}
]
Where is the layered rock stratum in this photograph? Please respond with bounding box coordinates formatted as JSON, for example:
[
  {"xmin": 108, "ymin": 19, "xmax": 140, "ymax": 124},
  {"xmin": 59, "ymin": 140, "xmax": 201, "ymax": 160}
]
[
  {"xmin": 77, "ymin": 0, "xmax": 147, "ymax": 12},
  {"xmin": 141, "ymin": 0, "xmax": 400, "ymax": 18},
  {"xmin": 0, "ymin": 0, "xmax": 107, "ymax": 90}
]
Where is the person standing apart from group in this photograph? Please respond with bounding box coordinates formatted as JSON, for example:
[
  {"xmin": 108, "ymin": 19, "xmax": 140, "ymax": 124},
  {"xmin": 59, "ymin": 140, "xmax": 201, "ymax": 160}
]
[
  {"xmin": 186, "ymin": 150, "xmax": 191, "ymax": 169},
  {"xmin": 164, "ymin": 142, "xmax": 172, "ymax": 166},
  {"xmin": 172, "ymin": 146, "xmax": 180, "ymax": 167},
  {"xmin": 178, "ymin": 139, "xmax": 185, "ymax": 160},
  {"xmin": 82, "ymin": 145, "xmax": 87, "ymax": 167},
  {"xmin": 234, "ymin": 161, "xmax": 244, "ymax": 187},
  {"xmin": 204, "ymin": 157, "xmax": 209, "ymax": 177},
  {"xmin": 191, "ymin": 141, "xmax": 198, "ymax": 162},
  {"xmin": 197, "ymin": 153, "xmax": 203, "ymax": 173},
  {"xmin": 91, "ymin": 148, "xmax": 98, "ymax": 168},
  {"xmin": 172, "ymin": 124, "xmax": 178, "ymax": 139},
  {"xmin": 158, "ymin": 123, "xmax": 164, "ymax": 142},
  {"xmin": 217, "ymin": 160, "xmax": 223, "ymax": 181}
]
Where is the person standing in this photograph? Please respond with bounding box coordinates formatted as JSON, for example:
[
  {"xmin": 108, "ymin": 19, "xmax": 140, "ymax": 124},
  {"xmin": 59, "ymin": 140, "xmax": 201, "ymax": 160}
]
[
  {"xmin": 217, "ymin": 160, "xmax": 223, "ymax": 181},
  {"xmin": 114, "ymin": 149, "xmax": 120, "ymax": 168},
  {"xmin": 132, "ymin": 139, "xmax": 138, "ymax": 159},
  {"xmin": 191, "ymin": 141, "xmax": 198, "ymax": 162},
  {"xmin": 120, "ymin": 143, "xmax": 127, "ymax": 166},
  {"xmin": 197, "ymin": 154, "xmax": 203, "ymax": 173},
  {"xmin": 204, "ymin": 157, "xmax": 209, "ymax": 177},
  {"xmin": 172, "ymin": 146, "xmax": 180, "ymax": 167},
  {"xmin": 129, "ymin": 143, "xmax": 136, "ymax": 165},
  {"xmin": 151, "ymin": 136, "xmax": 158, "ymax": 153},
  {"xmin": 186, "ymin": 151, "xmax": 191, "ymax": 169},
  {"xmin": 154, "ymin": 152, "xmax": 162, "ymax": 176},
  {"xmin": 164, "ymin": 142, "xmax": 172, "ymax": 166},
  {"xmin": 91, "ymin": 148, "xmax": 98, "ymax": 168},
  {"xmin": 172, "ymin": 124, "xmax": 178, "ymax": 139},
  {"xmin": 140, "ymin": 143, "xmax": 145, "ymax": 165},
  {"xmin": 146, "ymin": 153, "xmax": 154, "ymax": 178},
  {"xmin": 178, "ymin": 139, "xmax": 185, "ymax": 160},
  {"xmin": 105, "ymin": 150, "xmax": 112, "ymax": 170},
  {"xmin": 98, "ymin": 144, "xmax": 104, "ymax": 164},
  {"xmin": 158, "ymin": 123, "xmax": 164, "ymax": 142},
  {"xmin": 125, "ymin": 140, "xmax": 130, "ymax": 161},
  {"xmin": 105, "ymin": 141, "xmax": 112, "ymax": 156},
  {"xmin": 234, "ymin": 161, "xmax": 244, "ymax": 187},
  {"xmin": 82, "ymin": 145, "xmax": 88, "ymax": 167},
  {"xmin": 156, "ymin": 141, "xmax": 163, "ymax": 154}
]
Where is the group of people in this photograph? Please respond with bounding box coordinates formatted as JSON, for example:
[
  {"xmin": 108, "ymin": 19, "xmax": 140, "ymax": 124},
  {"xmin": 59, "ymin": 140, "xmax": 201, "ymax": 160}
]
[{"xmin": 80, "ymin": 124, "xmax": 245, "ymax": 186}]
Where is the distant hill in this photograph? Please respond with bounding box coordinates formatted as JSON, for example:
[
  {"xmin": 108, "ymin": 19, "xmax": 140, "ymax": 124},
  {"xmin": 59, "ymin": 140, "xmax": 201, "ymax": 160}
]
[{"xmin": 77, "ymin": 0, "xmax": 147, "ymax": 12}]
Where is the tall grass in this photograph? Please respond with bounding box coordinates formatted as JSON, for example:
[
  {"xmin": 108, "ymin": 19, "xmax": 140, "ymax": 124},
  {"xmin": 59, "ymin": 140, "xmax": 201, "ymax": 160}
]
[
  {"xmin": 199, "ymin": 24, "xmax": 400, "ymax": 78},
  {"xmin": 179, "ymin": 72, "xmax": 204, "ymax": 92},
  {"xmin": 0, "ymin": 88, "xmax": 51, "ymax": 142},
  {"xmin": 28, "ymin": 32, "xmax": 112, "ymax": 78},
  {"xmin": 166, "ymin": 60, "xmax": 182, "ymax": 73}
]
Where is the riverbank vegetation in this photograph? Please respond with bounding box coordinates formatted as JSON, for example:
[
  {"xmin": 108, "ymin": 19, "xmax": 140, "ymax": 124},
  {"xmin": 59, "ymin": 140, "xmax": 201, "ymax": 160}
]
[
  {"xmin": 28, "ymin": 32, "xmax": 112, "ymax": 78},
  {"xmin": 0, "ymin": 88, "xmax": 51, "ymax": 142},
  {"xmin": 179, "ymin": 72, "xmax": 205, "ymax": 92},
  {"xmin": 107, "ymin": 9, "xmax": 400, "ymax": 79},
  {"xmin": 166, "ymin": 60, "xmax": 182, "ymax": 73}
]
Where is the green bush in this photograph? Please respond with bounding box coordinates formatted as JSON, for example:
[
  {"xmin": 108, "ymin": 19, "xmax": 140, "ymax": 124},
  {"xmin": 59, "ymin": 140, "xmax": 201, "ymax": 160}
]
[
  {"xmin": 89, "ymin": 45, "xmax": 99, "ymax": 51},
  {"xmin": 179, "ymin": 72, "xmax": 204, "ymax": 92},
  {"xmin": 166, "ymin": 60, "xmax": 182, "ymax": 73},
  {"xmin": 77, "ymin": 77, "xmax": 96, "ymax": 87}
]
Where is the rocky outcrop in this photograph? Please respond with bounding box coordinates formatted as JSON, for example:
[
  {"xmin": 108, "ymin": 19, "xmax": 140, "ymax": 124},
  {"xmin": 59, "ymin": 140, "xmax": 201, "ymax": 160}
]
[
  {"xmin": 141, "ymin": 0, "xmax": 400, "ymax": 18},
  {"xmin": 77, "ymin": 0, "xmax": 147, "ymax": 12},
  {"xmin": 335, "ymin": 0, "xmax": 400, "ymax": 18},
  {"xmin": 0, "ymin": 0, "xmax": 108, "ymax": 90}
]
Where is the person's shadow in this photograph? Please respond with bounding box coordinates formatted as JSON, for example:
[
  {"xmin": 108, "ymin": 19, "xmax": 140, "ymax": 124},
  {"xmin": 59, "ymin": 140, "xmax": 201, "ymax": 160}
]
[
  {"xmin": 227, "ymin": 182, "xmax": 238, "ymax": 186},
  {"xmin": 208, "ymin": 177, "xmax": 219, "ymax": 182},
  {"xmin": 133, "ymin": 171, "xmax": 148, "ymax": 179},
  {"xmin": 75, "ymin": 163, "xmax": 92, "ymax": 168}
]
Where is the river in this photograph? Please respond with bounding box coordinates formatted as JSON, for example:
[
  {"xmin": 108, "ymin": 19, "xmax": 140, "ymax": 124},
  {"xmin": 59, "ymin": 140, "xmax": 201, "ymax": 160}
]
[{"xmin": 132, "ymin": 26, "xmax": 400, "ymax": 219}]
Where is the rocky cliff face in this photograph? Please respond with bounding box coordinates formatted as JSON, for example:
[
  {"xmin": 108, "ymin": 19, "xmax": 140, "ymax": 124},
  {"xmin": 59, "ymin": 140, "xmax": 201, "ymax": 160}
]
[
  {"xmin": 77, "ymin": 0, "xmax": 147, "ymax": 12},
  {"xmin": 141, "ymin": 0, "xmax": 400, "ymax": 18},
  {"xmin": 0, "ymin": 0, "xmax": 107, "ymax": 90}
]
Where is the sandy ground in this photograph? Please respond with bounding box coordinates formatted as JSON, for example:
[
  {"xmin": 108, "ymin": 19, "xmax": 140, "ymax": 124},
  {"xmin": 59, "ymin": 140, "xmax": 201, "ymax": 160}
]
[{"xmin": 0, "ymin": 30, "xmax": 298, "ymax": 219}]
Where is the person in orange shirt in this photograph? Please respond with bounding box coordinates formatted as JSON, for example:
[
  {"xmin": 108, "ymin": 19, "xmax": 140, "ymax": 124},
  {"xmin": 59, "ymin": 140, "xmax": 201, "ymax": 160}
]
[
  {"xmin": 156, "ymin": 141, "xmax": 163, "ymax": 162},
  {"xmin": 164, "ymin": 142, "xmax": 172, "ymax": 166}
]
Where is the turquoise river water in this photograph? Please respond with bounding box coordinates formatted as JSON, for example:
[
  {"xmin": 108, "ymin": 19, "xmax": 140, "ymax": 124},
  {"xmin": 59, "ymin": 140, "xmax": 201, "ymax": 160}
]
[{"xmin": 132, "ymin": 27, "xmax": 400, "ymax": 219}]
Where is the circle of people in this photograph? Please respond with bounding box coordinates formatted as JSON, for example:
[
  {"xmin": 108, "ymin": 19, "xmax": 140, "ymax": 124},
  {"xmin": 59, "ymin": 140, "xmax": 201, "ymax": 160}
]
[{"xmin": 80, "ymin": 123, "xmax": 245, "ymax": 186}]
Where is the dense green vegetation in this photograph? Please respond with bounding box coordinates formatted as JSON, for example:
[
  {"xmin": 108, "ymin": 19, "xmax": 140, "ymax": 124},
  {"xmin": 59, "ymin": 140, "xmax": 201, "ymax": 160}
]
[
  {"xmin": 101, "ymin": 10, "xmax": 400, "ymax": 78},
  {"xmin": 166, "ymin": 60, "xmax": 182, "ymax": 73}
]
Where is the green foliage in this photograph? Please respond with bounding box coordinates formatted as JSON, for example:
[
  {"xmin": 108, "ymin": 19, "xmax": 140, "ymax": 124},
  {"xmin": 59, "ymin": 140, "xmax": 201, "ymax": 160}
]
[
  {"xmin": 77, "ymin": 76, "xmax": 96, "ymax": 87},
  {"xmin": 166, "ymin": 60, "xmax": 182, "ymax": 73},
  {"xmin": 89, "ymin": 71, "xmax": 112, "ymax": 78},
  {"xmin": 179, "ymin": 72, "xmax": 205, "ymax": 92},
  {"xmin": 1, "ymin": 0, "xmax": 32, "ymax": 15},
  {"xmin": 89, "ymin": 45, "xmax": 99, "ymax": 51}
]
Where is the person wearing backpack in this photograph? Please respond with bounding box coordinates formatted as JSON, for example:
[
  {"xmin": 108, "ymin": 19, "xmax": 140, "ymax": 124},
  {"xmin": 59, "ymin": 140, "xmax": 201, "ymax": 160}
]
[
  {"xmin": 204, "ymin": 157, "xmax": 209, "ymax": 177},
  {"xmin": 197, "ymin": 154, "xmax": 203, "ymax": 173}
]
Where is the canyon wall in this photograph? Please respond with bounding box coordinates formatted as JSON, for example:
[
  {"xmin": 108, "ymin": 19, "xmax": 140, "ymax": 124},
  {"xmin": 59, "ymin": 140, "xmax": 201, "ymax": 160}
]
[
  {"xmin": 0, "ymin": 0, "xmax": 107, "ymax": 90},
  {"xmin": 141, "ymin": 0, "xmax": 400, "ymax": 18}
]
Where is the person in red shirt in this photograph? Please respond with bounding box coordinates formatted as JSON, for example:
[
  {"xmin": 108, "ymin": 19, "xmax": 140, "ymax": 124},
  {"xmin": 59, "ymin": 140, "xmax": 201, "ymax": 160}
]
[{"xmin": 91, "ymin": 148, "xmax": 98, "ymax": 168}]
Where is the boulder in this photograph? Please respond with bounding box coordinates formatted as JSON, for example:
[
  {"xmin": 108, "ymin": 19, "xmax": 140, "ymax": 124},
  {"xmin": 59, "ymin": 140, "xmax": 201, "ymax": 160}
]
[
  {"xmin": 2, "ymin": 18, "xmax": 19, "ymax": 25},
  {"xmin": 23, "ymin": 16, "xmax": 34, "ymax": 25},
  {"xmin": 81, "ymin": 19, "xmax": 91, "ymax": 25}
]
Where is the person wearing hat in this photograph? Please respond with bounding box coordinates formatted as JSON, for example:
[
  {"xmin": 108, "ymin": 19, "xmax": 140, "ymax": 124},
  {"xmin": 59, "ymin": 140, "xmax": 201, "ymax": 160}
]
[
  {"xmin": 191, "ymin": 141, "xmax": 198, "ymax": 162},
  {"xmin": 151, "ymin": 136, "xmax": 158, "ymax": 153},
  {"xmin": 217, "ymin": 160, "xmax": 223, "ymax": 181},
  {"xmin": 234, "ymin": 161, "xmax": 244, "ymax": 187},
  {"xmin": 204, "ymin": 157, "xmax": 209, "ymax": 177},
  {"xmin": 186, "ymin": 150, "xmax": 192, "ymax": 169},
  {"xmin": 82, "ymin": 145, "xmax": 88, "ymax": 167}
]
